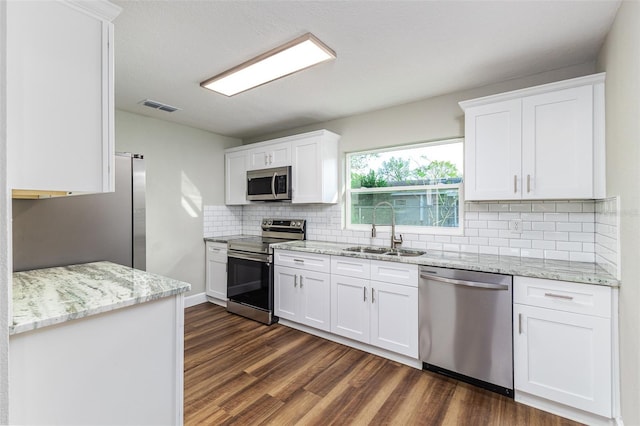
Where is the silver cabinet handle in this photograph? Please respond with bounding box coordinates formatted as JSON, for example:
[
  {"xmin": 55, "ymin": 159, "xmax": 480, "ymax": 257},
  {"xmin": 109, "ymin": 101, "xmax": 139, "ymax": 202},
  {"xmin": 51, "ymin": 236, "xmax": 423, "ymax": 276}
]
[
  {"xmin": 419, "ymin": 274, "xmax": 509, "ymax": 290},
  {"xmin": 294, "ymin": 275, "xmax": 298, "ymax": 287},
  {"xmin": 271, "ymin": 172, "xmax": 277, "ymax": 198},
  {"xmin": 527, "ymin": 174, "xmax": 531, "ymax": 193},
  {"xmin": 300, "ymin": 276, "xmax": 304, "ymax": 288},
  {"xmin": 518, "ymin": 313, "xmax": 522, "ymax": 334},
  {"xmin": 293, "ymin": 258, "xmax": 305, "ymax": 264},
  {"xmin": 363, "ymin": 286, "xmax": 367, "ymax": 302},
  {"xmin": 371, "ymin": 288, "xmax": 375, "ymax": 303},
  {"xmin": 544, "ymin": 292, "xmax": 573, "ymax": 300},
  {"xmin": 514, "ymin": 175, "xmax": 518, "ymax": 193}
]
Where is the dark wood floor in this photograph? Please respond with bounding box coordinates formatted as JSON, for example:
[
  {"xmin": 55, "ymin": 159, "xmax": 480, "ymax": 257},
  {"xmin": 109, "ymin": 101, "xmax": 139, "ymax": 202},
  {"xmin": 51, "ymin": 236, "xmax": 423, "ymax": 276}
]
[{"xmin": 184, "ymin": 303, "xmax": 580, "ymax": 425}]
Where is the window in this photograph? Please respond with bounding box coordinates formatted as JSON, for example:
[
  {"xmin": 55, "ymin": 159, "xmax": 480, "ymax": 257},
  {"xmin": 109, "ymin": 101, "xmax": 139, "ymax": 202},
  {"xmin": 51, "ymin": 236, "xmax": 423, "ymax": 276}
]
[{"xmin": 346, "ymin": 138, "xmax": 463, "ymax": 234}]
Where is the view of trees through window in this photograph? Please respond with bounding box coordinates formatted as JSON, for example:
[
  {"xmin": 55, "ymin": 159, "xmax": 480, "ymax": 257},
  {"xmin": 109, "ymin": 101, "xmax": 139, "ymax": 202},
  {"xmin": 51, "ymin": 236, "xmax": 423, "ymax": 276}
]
[{"xmin": 347, "ymin": 139, "xmax": 463, "ymax": 231}]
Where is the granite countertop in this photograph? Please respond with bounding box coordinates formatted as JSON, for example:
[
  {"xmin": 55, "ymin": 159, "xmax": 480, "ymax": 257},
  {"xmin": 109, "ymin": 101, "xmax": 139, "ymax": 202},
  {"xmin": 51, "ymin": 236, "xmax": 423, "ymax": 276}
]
[
  {"xmin": 273, "ymin": 240, "xmax": 619, "ymax": 287},
  {"xmin": 11, "ymin": 261, "xmax": 191, "ymax": 335},
  {"xmin": 204, "ymin": 235, "xmax": 252, "ymax": 244}
]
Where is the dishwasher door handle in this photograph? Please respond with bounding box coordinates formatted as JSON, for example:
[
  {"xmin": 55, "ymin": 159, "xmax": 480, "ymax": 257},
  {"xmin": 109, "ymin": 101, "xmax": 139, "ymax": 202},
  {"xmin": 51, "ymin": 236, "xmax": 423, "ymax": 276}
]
[{"xmin": 420, "ymin": 274, "xmax": 509, "ymax": 290}]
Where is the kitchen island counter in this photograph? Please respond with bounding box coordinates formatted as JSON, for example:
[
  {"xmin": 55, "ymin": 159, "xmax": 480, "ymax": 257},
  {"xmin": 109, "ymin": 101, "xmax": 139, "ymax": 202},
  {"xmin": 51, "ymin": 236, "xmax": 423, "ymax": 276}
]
[
  {"xmin": 10, "ymin": 261, "xmax": 190, "ymax": 425},
  {"xmin": 274, "ymin": 240, "xmax": 619, "ymax": 287},
  {"xmin": 11, "ymin": 260, "xmax": 190, "ymax": 335}
]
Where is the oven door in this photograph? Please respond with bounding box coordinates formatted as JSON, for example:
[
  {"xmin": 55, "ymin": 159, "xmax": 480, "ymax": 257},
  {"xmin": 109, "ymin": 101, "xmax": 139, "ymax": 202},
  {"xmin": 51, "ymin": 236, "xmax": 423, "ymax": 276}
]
[{"xmin": 227, "ymin": 251, "xmax": 273, "ymax": 313}]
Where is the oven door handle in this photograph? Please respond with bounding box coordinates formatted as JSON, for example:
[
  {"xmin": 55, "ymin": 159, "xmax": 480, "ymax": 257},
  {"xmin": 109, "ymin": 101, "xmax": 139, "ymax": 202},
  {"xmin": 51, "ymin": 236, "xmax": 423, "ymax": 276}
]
[{"xmin": 228, "ymin": 251, "xmax": 271, "ymax": 263}]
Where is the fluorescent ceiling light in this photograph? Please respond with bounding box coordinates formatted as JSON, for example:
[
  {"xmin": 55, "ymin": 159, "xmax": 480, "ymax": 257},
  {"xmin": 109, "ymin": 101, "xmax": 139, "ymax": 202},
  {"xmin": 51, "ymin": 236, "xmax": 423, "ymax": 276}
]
[{"xmin": 200, "ymin": 33, "xmax": 336, "ymax": 96}]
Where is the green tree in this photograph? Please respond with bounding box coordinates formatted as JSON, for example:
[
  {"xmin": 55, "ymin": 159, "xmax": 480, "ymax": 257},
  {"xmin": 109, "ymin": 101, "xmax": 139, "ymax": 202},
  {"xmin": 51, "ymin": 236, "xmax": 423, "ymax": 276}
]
[
  {"xmin": 378, "ymin": 157, "xmax": 411, "ymax": 183},
  {"xmin": 352, "ymin": 169, "xmax": 387, "ymax": 188},
  {"xmin": 413, "ymin": 159, "xmax": 460, "ymax": 183}
]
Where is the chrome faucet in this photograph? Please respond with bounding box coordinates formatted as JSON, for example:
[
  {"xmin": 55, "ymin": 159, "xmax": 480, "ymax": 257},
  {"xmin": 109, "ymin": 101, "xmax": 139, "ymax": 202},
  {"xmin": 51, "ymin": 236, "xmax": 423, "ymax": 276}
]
[{"xmin": 371, "ymin": 201, "xmax": 403, "ymax": 249}]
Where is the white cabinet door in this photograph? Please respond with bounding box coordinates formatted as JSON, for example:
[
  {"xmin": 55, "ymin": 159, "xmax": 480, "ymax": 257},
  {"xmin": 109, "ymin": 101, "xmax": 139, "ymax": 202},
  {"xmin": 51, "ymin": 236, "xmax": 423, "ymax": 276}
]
[
  {"xmin": 331, "ymin": 274, "xmax": 370, "ymax": 343},
  {"xmin": 205, "ymin": 243, "xmax": 227, "ymax": 300},
  {"xmin": 522, "ymin": 86, "xmax": 594, "ymax": 199},
  {"xmin": 274, "ymin": 266, "xmax": 299, "ymax": 322},
  {"xmin": 514, "ymin": 303, "xmax": 612, "ymax": 417},
  {"xmin": 370, "ymin": 281, "xmax": 419, "ymax": 358},
  {"xmin": 225, "ymin": 150, "xmax": 249, "ymax": 205},
  {"xmin": 464, "ymin": 99, "xmax": 522, "ymax": 200},
  {"xmin": 248, "ymin": 141, "xmax": 291, "ymax": 170},
  {"xmin": 299, "ymin": 270, "xmax": 331, "ymax": 332},
  {"xmin": 7, "ymin": 0, "xmax": 120, "ymax": 195},
  {"xmin": 291, "ymin": 133, "xmax": 339, "ymax": 204}
]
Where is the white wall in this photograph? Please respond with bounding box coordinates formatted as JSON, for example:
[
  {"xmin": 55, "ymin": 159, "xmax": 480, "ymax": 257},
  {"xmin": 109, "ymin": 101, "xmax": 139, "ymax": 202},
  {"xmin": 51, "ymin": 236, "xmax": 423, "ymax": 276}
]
[
  {"xmin": 0, "ymin": 0, "xmax": 9, "ymax": 421},
  {"xmin": 596, "ymin": 2, "xmax": 640, "ymax": 424},
  {"xmin": 115, "ymin": 110, "xmax": 241, "ymax": 296}
]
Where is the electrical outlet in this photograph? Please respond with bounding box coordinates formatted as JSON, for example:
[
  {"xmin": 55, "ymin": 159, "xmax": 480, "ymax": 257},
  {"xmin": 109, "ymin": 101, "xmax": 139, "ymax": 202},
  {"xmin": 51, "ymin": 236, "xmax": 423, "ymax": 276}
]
[{"xmin": 508, "ymin": 219, "xmax": 523, "ymax": 234}]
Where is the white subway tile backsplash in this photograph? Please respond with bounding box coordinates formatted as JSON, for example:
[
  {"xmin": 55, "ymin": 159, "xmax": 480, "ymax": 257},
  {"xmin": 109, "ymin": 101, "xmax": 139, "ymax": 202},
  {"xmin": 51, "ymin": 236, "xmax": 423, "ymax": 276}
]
[
  {"xmin": 509, "ymin": 203, "xmax": 532, "ymax": 212},
  {"xmin": 500, "ymin": 247, "xmax": 521, "ymax": 256},
  {"xmin": 544, "ymin": 250, "xmax": 570, "ymax": 261},
  {"xmin": 521, "ymin": 212, "xmax": 544, "ymax": 221},
  {"xmin": 479, "ymin": 246, "xmax": 499, "ymax": 255},
  {"xmin": 204, "ymin": 199, "xmax": 609, "ymax": 266},
  {"xmin": 544, "ymin": 212, "xmax": 569, "ymax": 222},
  {"xmin": 532, "ymin": 222, "xmax": 555, "ymax": 231},
  {"xmin": 569, "ymin": 212, "xmax": 595, "ymax": 223},
  {"xmin": 556, "ymin": 222, "xmax": 582, "ymax": 232},
  {"xmin": 556, "ymin": 202, "xmax": 584, "ymax": 213},
  {"xmin": 532, "ymin": 203, "xmax": 556, "ymax": 213},
  {"xmin": 543, "ymin": 231, "xmax": 569, "ymax": 241}
]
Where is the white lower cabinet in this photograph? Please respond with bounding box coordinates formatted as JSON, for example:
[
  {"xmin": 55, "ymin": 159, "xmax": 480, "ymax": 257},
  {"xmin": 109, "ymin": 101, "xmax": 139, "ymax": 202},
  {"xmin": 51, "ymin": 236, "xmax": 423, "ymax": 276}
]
[
  {"xmin": 274, "ymin": 255, "xmax": 331, "ymax": 332},
  {"xmin": 331, "ymin": 257, "xmax": 418, "ymax": 358},
  {"xmin": 513, "ymin": 276, "xmax": 614, "ymax": 421},
  {"xmin": 205, "ymin": 242, "xmax": 227, "ymax": 302}
]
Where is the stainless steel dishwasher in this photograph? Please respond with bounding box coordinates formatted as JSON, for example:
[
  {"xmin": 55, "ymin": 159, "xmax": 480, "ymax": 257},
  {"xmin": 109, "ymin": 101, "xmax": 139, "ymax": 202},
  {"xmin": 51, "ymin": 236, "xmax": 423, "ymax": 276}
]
[{"xmin": 419, "ymin": 266, "xmax": 513, "ymax": 397}]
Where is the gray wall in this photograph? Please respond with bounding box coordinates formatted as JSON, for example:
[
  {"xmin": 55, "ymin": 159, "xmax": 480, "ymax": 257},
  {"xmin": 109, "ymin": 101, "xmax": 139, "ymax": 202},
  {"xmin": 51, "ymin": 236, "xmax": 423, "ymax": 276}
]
[
  {"xmin": 115, "ymin": 110, "xmax": 241, "ymax": 296},
  {"xmin": 597, "ymin": 2, "xmax": 640, "ymax": 424},
  {"xmin": 244, "ymin": 62, "xmax": 596, "ymax": 210}
]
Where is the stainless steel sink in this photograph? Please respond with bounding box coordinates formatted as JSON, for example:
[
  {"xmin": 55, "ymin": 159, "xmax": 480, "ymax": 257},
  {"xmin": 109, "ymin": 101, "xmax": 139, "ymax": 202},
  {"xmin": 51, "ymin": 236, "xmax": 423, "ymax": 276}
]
[
  {"xmin": 343, "ymin": 246, "xmax": 391, "ymax": 254},
  {"xmin": 343, "ymin": 246, "xmax": 426, "ymax": 257},
  {"xmin": 384, "ymin": 248, "xmax": 426, "ymax": 257}
]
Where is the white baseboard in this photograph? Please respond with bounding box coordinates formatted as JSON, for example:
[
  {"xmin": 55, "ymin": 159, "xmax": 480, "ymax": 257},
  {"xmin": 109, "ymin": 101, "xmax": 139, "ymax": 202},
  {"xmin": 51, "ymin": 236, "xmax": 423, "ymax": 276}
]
[{"xmin": 184, "ymin": 292, "xmax": 207, "ymax": 308}]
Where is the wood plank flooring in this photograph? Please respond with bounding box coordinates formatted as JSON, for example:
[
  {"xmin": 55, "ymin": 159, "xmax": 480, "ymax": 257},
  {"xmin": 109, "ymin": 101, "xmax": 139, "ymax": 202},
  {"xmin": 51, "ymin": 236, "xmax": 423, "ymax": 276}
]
[{"xmin": 184, "ymin": 303, "xmax": 580, "ymax": 425}]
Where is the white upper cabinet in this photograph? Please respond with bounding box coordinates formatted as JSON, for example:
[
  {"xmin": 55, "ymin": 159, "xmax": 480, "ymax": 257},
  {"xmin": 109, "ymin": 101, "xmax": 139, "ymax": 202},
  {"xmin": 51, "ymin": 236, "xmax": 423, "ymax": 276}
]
[
  {"xmin": 7, "ymin": 0, "xmax": 121, "ymax": 197},
  {"xmin": 291, "ymin": 131, "xmax": 339, "ymax": 204},
  {"xmin": 224, "ymin": 129, "xmax": 340, "ymax": 205},
  {"xmin": 225, "ymin": 150, "xmax": 249, "ymax": 205},
  {"xmin": 248, "ymin": 141, "xmax": 291, "ymax": 170},
  {"xmin": 460, "ymin": 73, "xmax": 605, "ymax": 201}
]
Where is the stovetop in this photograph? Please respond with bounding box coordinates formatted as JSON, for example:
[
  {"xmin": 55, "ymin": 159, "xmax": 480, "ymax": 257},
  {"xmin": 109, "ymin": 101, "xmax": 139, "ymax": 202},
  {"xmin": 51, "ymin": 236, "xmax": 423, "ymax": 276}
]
[{"xmin": 227, "ymin": 219, "xmax": 306, "ymax": 254}]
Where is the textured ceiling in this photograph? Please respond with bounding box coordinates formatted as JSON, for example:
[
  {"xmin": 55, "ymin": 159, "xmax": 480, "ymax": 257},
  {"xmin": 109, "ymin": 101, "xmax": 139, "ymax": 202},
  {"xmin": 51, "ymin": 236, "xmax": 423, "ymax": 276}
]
[{"xmin": 113, "ymin": 0, "xmax": 620, "ymax": 140}]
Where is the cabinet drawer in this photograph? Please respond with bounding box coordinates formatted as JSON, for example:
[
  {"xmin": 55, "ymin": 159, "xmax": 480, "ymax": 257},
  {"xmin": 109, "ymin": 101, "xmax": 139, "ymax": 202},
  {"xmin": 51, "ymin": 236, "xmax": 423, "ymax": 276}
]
[
  {"xmin": 370, "ymin": 261, "xmax": 418, "ymax": 287},
  {"xmin": 206, "ymin": 242, "xmax": 227, "ymax": 262},
  {"xmin": 274, "ymin": 250, "xmax": 330, "ymax": 273},
  {"xmin": 331, "ymin": 256, "xmax": 370, "ymax": 279},
  {"xmin": 514, "ymin": 276, "xmax": 611, "ymax": 318}
]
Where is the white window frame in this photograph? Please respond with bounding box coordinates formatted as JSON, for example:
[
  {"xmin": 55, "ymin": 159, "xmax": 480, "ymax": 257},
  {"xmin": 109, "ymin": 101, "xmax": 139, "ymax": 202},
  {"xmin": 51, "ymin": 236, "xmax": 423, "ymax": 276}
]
[{"xmin": 345, "ymin": 138, "xmax": 464, "ymax": 236}]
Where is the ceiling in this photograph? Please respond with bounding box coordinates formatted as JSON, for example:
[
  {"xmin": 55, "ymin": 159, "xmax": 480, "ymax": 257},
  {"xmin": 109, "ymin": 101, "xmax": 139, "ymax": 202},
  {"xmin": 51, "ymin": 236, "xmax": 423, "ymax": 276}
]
[{"xmin": 113, "ymin": 0, "xmax": 620, "ymax": 140}]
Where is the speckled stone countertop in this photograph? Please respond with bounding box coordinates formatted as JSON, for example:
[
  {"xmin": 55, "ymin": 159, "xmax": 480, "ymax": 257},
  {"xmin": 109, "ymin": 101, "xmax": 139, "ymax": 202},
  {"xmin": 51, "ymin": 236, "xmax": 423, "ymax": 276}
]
[
  {"xmin": 273, "ymin": 240, "xmax": 619, "ymax": 287},
  {"xmin": 204, "ymin": 235, "xmax": 251, "ymax": 244},
  {"xmin": 11, "ymin": 261, "xmax": 191, "ymax": 335}
]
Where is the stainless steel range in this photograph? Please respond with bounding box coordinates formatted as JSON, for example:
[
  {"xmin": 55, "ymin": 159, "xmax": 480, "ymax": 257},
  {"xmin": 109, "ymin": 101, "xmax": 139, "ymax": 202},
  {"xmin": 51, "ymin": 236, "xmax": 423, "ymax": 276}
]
[{"xmin": 227, "ymin": 219, "xmax": 306, "ymax": 325}]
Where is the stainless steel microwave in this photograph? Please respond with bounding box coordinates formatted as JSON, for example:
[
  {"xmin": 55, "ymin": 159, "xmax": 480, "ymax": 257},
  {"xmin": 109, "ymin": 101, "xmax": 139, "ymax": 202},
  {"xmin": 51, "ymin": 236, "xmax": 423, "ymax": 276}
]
[{"xmin": 247, "ymin": 166, "xmax": 292, "ymax": 201}]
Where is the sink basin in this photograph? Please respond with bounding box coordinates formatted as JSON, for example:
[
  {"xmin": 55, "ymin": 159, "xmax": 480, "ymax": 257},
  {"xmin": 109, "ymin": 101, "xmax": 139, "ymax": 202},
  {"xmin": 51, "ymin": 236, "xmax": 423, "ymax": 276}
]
[
  {"xmin": 343, "ymin": 246, "xmax": 391, "ymax": 254},
  {"xmin": 384, "ymin": 248, "xmax": 426, "ymax": 257},
  {"xmin": 343, "ymin": 246, "xmax": 426, "ymax": 257}
]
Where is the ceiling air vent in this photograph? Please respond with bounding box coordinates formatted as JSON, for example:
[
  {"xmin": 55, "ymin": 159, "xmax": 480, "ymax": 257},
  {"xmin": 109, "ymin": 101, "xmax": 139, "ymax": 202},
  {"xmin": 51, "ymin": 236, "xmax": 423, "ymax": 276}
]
[{"xmin": 139, "ymin": 99, "xmax": 180, "ymax": 113}]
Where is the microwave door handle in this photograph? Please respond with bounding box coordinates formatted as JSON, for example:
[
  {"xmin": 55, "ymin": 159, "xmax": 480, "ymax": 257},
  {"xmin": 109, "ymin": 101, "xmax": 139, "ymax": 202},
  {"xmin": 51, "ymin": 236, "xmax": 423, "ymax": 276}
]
[{"xmin": 271, "ymin": 171, "xmax": 277, "ymax": 199}]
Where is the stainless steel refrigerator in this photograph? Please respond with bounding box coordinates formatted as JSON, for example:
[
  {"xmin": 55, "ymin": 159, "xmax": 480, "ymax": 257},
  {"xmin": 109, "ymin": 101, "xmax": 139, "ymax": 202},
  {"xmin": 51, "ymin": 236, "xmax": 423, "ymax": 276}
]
[{"xmin": 12, "ymin": 152, "xmax": 146, "ymax": 272}]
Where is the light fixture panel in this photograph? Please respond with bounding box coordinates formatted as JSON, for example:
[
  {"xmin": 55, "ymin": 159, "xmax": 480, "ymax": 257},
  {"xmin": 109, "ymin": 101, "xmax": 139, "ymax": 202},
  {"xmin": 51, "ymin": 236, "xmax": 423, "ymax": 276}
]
[{"xmin": 200, "ymin": 33, "xmax": 335, "ymax": 96}]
